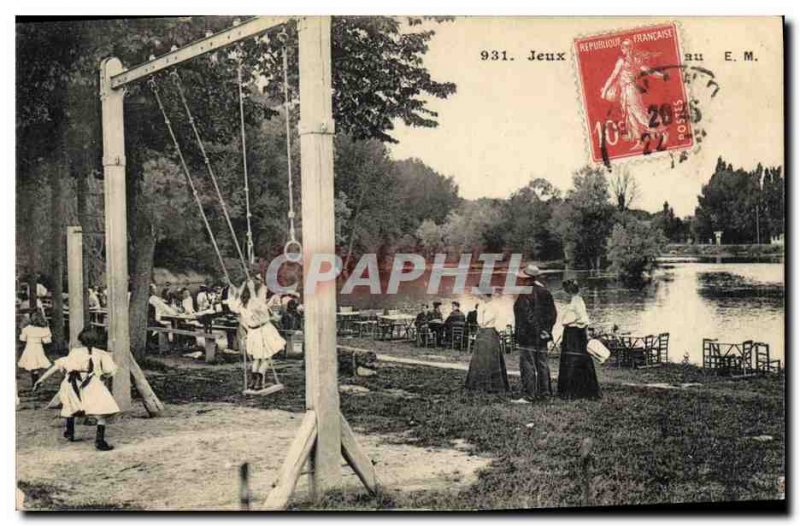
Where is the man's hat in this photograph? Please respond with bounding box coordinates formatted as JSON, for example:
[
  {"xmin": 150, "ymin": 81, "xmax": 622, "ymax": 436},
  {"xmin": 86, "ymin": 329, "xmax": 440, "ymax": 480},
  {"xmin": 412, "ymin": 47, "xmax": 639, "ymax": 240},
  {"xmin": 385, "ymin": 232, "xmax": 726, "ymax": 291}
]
[{"xmin": 516, "ymin": 263, "xmax": 542, "ymax": 279}]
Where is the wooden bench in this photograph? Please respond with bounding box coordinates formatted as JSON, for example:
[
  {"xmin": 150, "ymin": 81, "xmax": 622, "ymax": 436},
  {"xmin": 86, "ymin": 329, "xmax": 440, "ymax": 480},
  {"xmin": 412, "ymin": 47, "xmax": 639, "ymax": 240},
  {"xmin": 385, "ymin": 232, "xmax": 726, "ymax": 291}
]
[{"xmin": 148, "ymin": 326, "xmax": 219, "ymax": 364}]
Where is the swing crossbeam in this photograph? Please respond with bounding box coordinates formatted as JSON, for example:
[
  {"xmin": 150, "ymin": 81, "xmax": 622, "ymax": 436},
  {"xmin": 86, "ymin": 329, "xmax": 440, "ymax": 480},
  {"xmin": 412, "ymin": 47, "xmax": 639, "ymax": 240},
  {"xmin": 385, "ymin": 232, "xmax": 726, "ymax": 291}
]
[{"xmin": 110, "ymin": 16, "xmax": 290, "ymax": 89}]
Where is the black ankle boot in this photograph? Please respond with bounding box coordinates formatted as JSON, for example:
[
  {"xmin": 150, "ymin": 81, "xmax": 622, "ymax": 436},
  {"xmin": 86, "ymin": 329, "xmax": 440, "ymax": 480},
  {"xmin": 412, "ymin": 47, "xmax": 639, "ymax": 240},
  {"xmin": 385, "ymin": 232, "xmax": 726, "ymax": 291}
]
[
  {"xmin": 95, "ymin": 425, "xmax": 114, "ymax": 451},
  {"xmin": 63, "ymin": 417, "xmax": 75, "ymax": 441}
]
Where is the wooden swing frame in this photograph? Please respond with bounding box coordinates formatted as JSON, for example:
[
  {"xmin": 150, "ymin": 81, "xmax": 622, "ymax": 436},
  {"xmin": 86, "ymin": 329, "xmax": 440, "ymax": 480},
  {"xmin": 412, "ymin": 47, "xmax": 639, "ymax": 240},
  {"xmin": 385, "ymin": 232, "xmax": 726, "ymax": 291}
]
[{"xmin": 99, "ymin": 16, "xmax": 377, "ymax": 509}]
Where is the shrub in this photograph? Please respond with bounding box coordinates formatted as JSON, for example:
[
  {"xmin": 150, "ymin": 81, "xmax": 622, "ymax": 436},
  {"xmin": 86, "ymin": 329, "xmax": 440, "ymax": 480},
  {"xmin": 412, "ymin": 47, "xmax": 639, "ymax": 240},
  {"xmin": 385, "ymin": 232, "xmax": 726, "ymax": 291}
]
[{"xmin": 607, "ymin": 218, "xmax": 666, "ymax": 284}]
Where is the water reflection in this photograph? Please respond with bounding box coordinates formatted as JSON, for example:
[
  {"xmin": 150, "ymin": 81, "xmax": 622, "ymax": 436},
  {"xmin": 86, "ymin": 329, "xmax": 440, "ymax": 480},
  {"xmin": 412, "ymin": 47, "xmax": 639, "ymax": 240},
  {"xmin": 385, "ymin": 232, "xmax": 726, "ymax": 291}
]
[{"xmin": 338, "ymin": 262, "xmax": 784, "ymax": 365}]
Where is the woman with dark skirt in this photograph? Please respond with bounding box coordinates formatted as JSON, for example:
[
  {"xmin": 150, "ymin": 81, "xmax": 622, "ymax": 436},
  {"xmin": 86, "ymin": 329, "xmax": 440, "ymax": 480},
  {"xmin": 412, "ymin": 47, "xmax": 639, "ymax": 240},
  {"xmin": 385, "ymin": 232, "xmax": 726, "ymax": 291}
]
[
  {"xmin": 557, "ymin": 280, "xmax": 600, "ymax": 399},
  {"xmin": 465, "ymin": 288, "xmax": 509, "ymax": 393}
]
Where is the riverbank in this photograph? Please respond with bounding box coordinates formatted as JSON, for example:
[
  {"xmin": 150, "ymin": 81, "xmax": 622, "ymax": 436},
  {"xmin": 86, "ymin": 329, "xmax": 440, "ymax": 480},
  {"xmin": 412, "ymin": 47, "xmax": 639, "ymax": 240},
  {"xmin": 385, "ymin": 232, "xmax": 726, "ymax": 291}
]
[
  {"xmin": 662, "ymin": 243, "xmax": 784, "ymax": 259},
  {"xmin": 17, "ymin": 345, "xmax": 785, "ymax": 510}
]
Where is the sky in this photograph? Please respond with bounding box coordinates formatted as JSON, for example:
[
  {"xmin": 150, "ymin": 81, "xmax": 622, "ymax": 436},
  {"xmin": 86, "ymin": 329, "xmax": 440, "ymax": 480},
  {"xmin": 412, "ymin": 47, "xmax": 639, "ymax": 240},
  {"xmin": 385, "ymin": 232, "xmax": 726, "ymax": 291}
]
[{"xmin": 387, "ymin": 17, "xmax": 783, "ymax": 216}]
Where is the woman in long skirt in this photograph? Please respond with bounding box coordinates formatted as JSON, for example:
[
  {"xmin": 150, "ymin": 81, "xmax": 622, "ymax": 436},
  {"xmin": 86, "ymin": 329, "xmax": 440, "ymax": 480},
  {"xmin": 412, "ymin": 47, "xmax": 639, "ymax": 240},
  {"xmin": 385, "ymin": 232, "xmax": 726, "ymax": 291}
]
[
  {"xmin": 18, "ymin": 311, "xmax": 52, "ymax": 385},
  {"xmin": 556, "ymin": 280, "xmax": 600, "ymax": 399},
  {"xmin": 33, "ymin": 327, "xmax": 119, "ymax": 450},
  {"xmin": 465, "ymin": 288, "xmax": 509, "ymax": 393}
]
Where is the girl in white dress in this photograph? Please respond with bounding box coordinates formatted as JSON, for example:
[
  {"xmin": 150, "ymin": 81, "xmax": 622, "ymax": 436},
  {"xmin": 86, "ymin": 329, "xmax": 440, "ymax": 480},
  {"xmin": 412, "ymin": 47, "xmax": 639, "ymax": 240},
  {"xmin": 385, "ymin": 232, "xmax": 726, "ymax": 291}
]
[
  {"xmin": 33, "ymin": 327, "xmax": 119, "ymax": 451},
  {"xmin": 18, "ymin": 312, "xmax": 52, "ymax": 385},
  {"xmin": 229, "ymin": 280, "xmax": 286, "ymax": 390}
]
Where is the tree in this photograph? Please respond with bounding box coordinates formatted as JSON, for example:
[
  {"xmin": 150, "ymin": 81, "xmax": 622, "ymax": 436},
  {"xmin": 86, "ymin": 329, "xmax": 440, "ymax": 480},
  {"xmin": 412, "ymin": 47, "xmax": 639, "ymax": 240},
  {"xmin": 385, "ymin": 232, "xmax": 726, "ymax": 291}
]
[
  {"xmin": 653, "ymin": 201, "xmax": 689, "ymax": 243},
  {"xmin": 440, "ymin": 199, "xmax": 504, "ymax": 257},
  {"xmin": 416, "ymin": 219, "xmax": 444, "ymax": 257},
  {"xmin": 503, "ymin": 177, "xmax": 562, "ymax": 260},
  {"xmin": 762, "ymin": 166, "xmax": 784, "ymax": 241},
  {"xmin": 694, "ymin": 157, "xmax": 771, "ymax": 244},
  {"xmin": 392, "ymin": 158, "xmax": 460, "ymax": 231},
  {"xmin": 550, "ymin": 167, "xmax": 615, "ymax": 270},
  {"xmin": 607, "ymin": 217, "xmax": 666, "ymax": 284},
  {"xmin": 329, "ymin": 17, "xmax": 457, "ymax": 143},
  {"xmin": 609, "ymin": 167, "xmax": 639, "ymax": 211},
  {"xmin": 334, "ymin": 135, "xmax": 402, "ymax": 267}
]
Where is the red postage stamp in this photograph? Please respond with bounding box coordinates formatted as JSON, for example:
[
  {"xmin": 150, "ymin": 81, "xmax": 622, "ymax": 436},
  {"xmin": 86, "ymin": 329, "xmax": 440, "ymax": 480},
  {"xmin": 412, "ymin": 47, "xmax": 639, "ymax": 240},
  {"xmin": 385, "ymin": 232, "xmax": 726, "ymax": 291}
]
[{"xmin": 575, "ymin": 23, "xmax": 693, "ymax": 164}]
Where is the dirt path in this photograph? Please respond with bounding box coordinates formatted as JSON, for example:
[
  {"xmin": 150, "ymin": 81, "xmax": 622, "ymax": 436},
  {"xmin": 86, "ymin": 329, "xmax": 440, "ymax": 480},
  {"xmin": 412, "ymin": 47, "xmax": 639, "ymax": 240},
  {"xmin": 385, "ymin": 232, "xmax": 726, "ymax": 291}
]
[
  {"xmin": 17, "ymin": 402, "xmax": 491, "ymax": 510},
  {"xmin": 342, "ymin": 344, "xmax": 705, "ymax": 391}
]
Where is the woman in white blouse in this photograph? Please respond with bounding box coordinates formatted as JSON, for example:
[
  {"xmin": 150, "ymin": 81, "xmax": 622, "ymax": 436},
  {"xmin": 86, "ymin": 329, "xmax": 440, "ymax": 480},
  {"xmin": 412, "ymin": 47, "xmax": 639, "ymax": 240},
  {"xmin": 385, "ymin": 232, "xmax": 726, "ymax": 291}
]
[{"xmin": 556, "ymin": 280, "xmax": 600, "ymax": 399}]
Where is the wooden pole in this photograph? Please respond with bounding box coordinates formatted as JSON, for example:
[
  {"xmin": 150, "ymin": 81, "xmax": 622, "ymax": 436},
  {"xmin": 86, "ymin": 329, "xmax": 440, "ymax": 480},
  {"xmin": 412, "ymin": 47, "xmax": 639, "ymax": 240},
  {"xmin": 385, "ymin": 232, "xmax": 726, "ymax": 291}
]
[
  {"xmin": 298, "ymin": 16, "xmax": 341, "ymax": 496},
  {"xmin": 100, "ymin": 57, "xmax": 132, "ymax": 411},
  {"xmin": 265, "ymin": 17, "xmax": 378, "ymax": 510},
  {"xmin": 66, "ymin": 226, "xmax": 85, "ymax": 348},
  {"xmin": 239, "ymin": 462, "xmax": 251, "ymax": 511}
]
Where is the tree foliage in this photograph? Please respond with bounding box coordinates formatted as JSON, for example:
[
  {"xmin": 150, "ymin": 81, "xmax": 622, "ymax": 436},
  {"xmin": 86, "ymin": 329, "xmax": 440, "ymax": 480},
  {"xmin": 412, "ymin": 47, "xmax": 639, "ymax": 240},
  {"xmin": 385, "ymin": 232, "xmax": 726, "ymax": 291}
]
[
  {"xmin": 503, "ymin": 178, "xmax": 562, "ymax": 260},
  {"xmin": 609, "ymin": 167, "xmax": 639, "ymax": 211},
  {"xmin": 693, "ymin": 157, "xmax": 783, "ymax": 244},
  {"xmin": 550, "ymin": 167, "xmax": 616, "ymax": 270},
  {"xmin": 653, "ymin": 201, "xmax": 690, "ymax": 243},
  {"xmin": 607, "ymin": 216, "xmax": 666, "ymax": 284}
]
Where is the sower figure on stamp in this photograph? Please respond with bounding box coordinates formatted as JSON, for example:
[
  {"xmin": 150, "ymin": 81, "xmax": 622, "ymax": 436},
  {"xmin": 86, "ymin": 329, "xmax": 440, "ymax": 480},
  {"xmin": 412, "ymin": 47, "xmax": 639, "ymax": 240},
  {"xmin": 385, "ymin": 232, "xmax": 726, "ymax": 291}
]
[
  {"xmin": 600, "ymin": 39, "xmax": 667, "ymax": 150},
  {"xmin": 513, "ymin": 264, "xmax": 557, "ymax": 401}
]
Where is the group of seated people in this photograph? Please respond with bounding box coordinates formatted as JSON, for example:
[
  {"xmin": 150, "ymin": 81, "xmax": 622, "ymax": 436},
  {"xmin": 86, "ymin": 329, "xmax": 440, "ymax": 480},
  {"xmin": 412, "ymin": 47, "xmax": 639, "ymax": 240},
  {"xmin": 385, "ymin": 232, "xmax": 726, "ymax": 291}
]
[
  {"xmin": 147, "ymin": 283, "xmax": 226, "ymax": 325},
  {"xmin": 413, "ymin": 300, "xmax": 479, "ymax": 346},
  {"xmin": 146, "ymin": 281, "xmax": 304, "ymax": 349},
  {"xmin": 267, "ymin": 291, "xmax": 303, "ymax": 332}
]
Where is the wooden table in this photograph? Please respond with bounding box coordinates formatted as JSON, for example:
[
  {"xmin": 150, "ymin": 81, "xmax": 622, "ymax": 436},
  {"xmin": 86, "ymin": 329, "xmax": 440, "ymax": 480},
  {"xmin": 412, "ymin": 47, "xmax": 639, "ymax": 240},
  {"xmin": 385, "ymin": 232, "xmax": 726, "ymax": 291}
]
[
  {"xmin": 377, "ymin": 314, "xmax": 415, "ymax": 340},
  {"xmin": 336, "ymin": 311, "xmax": 362, "ymax": 336}
]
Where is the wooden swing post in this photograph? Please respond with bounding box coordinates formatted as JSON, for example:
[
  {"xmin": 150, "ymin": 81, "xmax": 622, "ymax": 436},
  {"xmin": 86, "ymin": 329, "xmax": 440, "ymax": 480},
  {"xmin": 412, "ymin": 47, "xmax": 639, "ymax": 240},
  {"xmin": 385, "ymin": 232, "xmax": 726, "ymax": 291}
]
[
  {"xmin": 100, "ymin": 57, "xmax": 133, "ymax": 411},
  {"xmin": 264, "ymin": 16, "xmax": 378, "ymax": 509},
  {"xmin": 66, "ymin": 226, "xmax": 85, "ymax": 348}
]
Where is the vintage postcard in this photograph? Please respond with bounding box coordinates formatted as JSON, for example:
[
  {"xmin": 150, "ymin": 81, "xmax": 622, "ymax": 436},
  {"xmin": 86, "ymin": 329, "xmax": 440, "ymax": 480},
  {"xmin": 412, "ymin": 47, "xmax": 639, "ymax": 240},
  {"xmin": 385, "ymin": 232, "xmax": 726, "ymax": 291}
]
[{"xmin": 15, "ymin": 16, "xmax": 785, "ymax": 511}]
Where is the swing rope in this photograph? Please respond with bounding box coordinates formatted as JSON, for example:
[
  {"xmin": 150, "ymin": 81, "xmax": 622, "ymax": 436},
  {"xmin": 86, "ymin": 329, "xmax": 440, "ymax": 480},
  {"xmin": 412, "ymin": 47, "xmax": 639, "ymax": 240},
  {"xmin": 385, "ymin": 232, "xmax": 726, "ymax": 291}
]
[
  {"xmin": 149, "ymin": 78, "xmax": 232, "ymax": 286},
  {"xmin": 279, "ymin": 32, "xmax": 302, "ymax": 263},
  {"xmin": 236, "ymin": 56, "xmax": 255, "ymax": 266},
  {"xmin": 169, "ymin": 70, "xmax": 251, "ymax": 282}
]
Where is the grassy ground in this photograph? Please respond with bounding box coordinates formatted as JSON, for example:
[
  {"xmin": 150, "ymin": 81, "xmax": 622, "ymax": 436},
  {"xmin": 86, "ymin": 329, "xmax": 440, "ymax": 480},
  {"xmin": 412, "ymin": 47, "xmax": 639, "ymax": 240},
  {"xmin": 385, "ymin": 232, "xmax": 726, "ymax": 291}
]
[
  {"xmin": 18, "ymin": 341, "xmax": 785, "ymax": 510},
  {"xmin": 333, "ymin": 365, "xmax": 784, "ymax": 509}
]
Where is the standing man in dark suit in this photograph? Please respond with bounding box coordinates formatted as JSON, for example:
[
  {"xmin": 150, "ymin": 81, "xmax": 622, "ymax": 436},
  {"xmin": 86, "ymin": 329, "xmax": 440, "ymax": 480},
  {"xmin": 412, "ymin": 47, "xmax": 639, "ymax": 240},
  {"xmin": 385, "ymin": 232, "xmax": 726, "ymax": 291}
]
[
  {"xmin": 466, "ymin": 303, "xmax": 479, "ymax": 331},
  {"xmin": 513, "ymin": 264, "xmax": 557, "ymax": 400}
]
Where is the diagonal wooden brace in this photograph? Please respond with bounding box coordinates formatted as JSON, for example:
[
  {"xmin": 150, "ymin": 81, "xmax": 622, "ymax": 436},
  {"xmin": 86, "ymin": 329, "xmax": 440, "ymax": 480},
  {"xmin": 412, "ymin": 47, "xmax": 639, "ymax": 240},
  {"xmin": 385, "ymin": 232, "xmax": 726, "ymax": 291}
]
[
  {"xmin": 264, "ymin": 410, "xmax": 318, "ymax": 510},
  {"xmin": 340, "ymin": 415, "xmax": 379, "ymax": 494},
  {"xmin": 264, "ymin": 411, "xmax": 378, "ymax": 510}
]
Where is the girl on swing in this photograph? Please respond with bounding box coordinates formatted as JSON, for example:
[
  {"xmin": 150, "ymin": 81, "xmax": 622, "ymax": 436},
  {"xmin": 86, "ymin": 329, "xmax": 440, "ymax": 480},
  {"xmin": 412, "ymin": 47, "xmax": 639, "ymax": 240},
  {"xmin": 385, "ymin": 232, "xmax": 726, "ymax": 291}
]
[
  {"xmin": 229, "ymin": 279, "xmax": 286, "ymax": 391},
  {"xmin": 33, "ymin": 327, "xmax": 119, "ymax": 451}
]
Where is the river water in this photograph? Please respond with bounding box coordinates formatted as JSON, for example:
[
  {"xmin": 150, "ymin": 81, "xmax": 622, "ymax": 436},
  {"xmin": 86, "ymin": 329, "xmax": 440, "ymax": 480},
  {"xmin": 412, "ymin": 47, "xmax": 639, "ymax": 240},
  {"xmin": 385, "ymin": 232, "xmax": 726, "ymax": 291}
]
[{"xmin": 339, "ymin": 258, "xmax": 785, "ymax": 365}]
